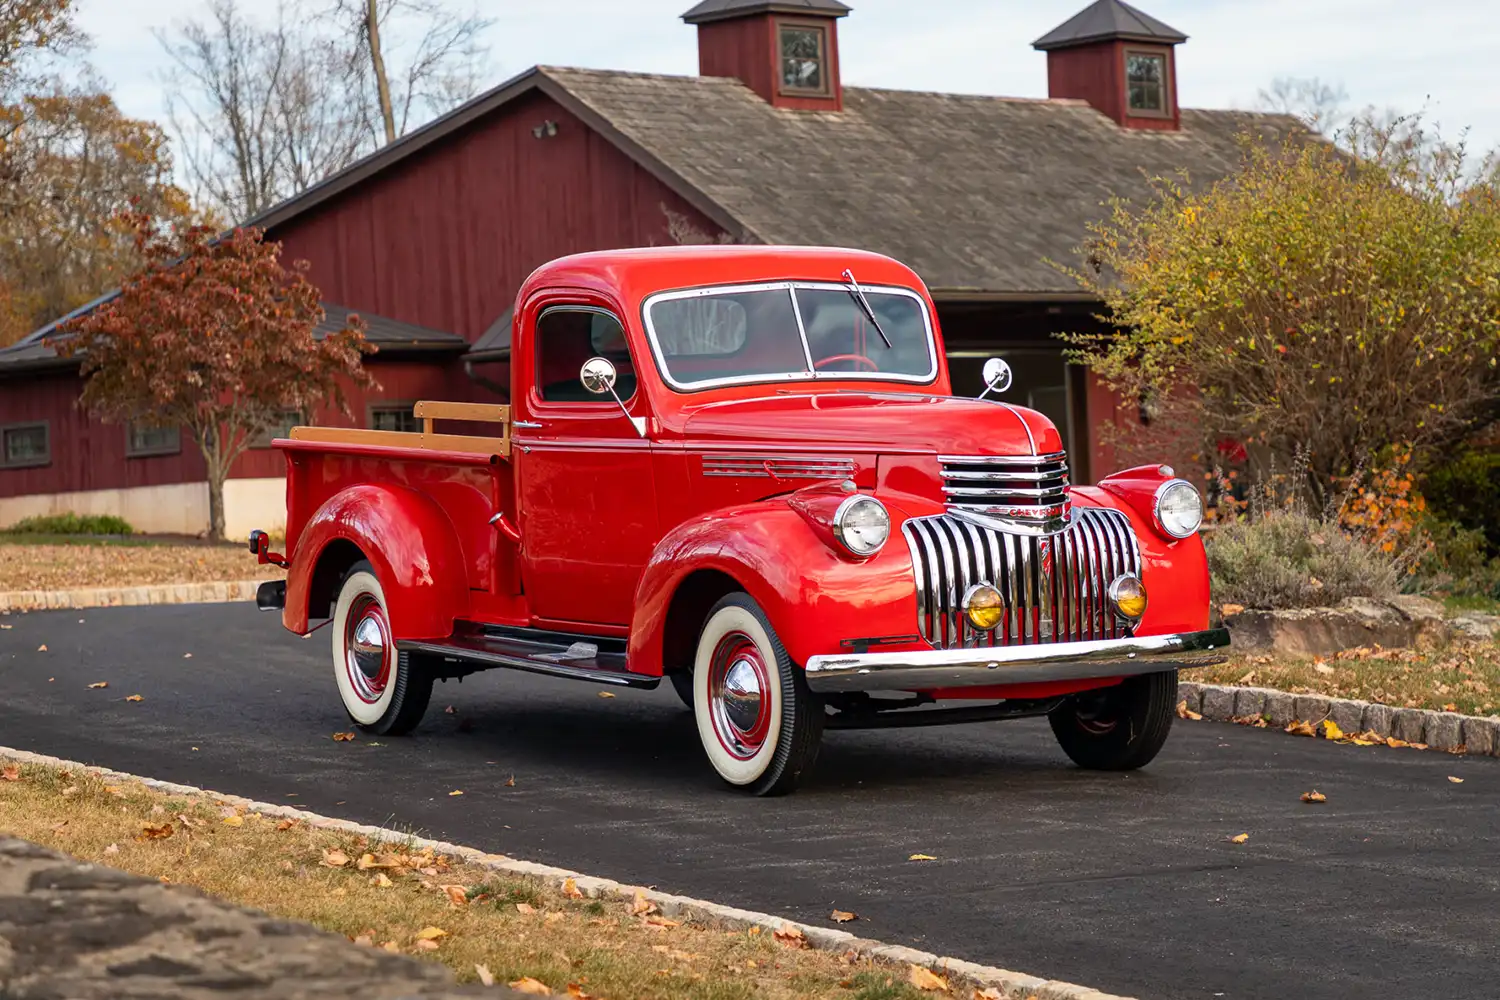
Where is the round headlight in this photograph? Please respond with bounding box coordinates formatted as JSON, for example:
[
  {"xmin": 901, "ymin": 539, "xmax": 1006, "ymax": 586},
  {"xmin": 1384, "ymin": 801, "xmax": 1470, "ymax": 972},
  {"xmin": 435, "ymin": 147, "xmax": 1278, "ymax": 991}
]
[
  {"xmin": 1108, "ymin": 574, "xmax": 1148, "ymax": 620},
  {"xmin": 963, "ymin": 583, "xmax": 1004, "ymax": 631},
  {"xmin": 1154, "ymin": 479, "xmax": 1203, "ymax": 539},
  {"xmin": 833, "ymin": 495, "xmax": 890, "ymax": 557}
]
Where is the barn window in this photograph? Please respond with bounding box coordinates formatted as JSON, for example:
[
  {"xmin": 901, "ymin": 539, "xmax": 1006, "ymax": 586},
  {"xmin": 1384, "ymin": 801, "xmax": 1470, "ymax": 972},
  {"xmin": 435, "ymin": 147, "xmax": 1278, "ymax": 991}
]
[
  {"xmin": 1, "ymin": 422, "xmax": 50, "ymax": 469},
  {"xmin": 778, "ymin": 22, "xmax": 829, "ymax": 95},
  {"xmin": 126, "ymin": 422, "xmax": 180, "ymax": 458},
  {"xmin": 1125, "ymin": 51, "xmax": 1169, "ymax": 115},
  {"xmin": 370, "ymin": 404, "xmax": 420, "ymax": 434},
  {"xmin": 250, "ymin": 410, "xmax": 303, "ymax": 448}
]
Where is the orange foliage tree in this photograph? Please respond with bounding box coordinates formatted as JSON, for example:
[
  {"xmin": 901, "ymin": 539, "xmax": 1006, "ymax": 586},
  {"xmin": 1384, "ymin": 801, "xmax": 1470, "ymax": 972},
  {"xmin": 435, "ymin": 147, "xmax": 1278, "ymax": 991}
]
[{"xmin": 54, "ymin": 213, "xmax": 372, "ymax": 541}]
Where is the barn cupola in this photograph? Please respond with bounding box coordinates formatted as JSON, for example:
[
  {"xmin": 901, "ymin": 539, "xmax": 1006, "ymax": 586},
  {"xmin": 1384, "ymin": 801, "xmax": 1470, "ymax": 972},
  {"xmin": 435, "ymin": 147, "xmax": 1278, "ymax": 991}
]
[
  {"xmin": 682, "ymin": 0, "xmax": 851, "ymax": 112},
  {"xmin": 1033, "ymin": 0, "xmax": 1187, "ymax": 131}
]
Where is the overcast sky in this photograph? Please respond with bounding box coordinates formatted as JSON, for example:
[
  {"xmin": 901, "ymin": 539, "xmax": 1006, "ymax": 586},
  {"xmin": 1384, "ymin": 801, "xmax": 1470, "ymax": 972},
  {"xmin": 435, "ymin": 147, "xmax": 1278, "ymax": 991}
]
[{"xmin": 75, "ymin": 0, "xmax": 1500, "ymax": 155}]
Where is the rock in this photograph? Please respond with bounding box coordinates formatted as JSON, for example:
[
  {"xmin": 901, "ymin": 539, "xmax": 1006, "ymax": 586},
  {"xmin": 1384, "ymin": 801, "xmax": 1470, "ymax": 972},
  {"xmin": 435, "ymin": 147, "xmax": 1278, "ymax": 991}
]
[
  {"xmin": 1362, "ymin": 703, "xmax": 1394, "ymax": 738},
  {"xmin": 1176, "ymin": 682, "xmax": 1203, "ymax": 714},
  {"xmin": 1226, "ymin": 598, "xmax": 1426, "ymax": 657},
  {"xmin": 1201, "ymin": 687, "xmax": 1235, "ymax": 721},
  {"xmin": 1293, "ymin": 695, "xmax": 1332, "ymax": 724},
  {"xmin": 1424, "ymin": 712, "xmax": 1463, "ymax": 751},
  {"xmin": 1449, "ymin": 613, "xmax": 1500, "ymax": 641},
  {"xmin": 1391, "ymin": 708, "xmax": 1428, "ymax": 744},
  {"xmin": 1264, "ymin": 691, "xmax": 1296, "ymax": 727},
  {"xmin": 1328, "ymin": 699, "xmax": 1368, "ymax": 736},
  {"xmin": 1233, "ymin": 687, "xmax": 1269, "ymax": 719},
  {"xmin": 1461, "ymin": 717, "xmax": 1500, "ymax": 757}
]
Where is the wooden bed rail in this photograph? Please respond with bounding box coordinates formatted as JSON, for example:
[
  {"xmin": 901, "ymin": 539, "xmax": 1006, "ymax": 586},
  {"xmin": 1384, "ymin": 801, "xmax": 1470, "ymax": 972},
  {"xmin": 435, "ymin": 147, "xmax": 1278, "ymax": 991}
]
[{"xmin": 288, "ymin": 400, "xmax": 512, "ymax": 459}]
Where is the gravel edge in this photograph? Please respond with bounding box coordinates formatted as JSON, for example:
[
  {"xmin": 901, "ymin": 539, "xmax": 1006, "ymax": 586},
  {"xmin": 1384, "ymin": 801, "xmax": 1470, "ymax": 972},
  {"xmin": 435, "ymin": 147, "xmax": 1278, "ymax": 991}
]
[
  {"xmin": 0, "ymin": 579, "xmax": 268, "ymax": 612},
  {"xmin": 0, "ymin": 744, "xmax": 1134, "ymax": 1000},
  {"xmin": 1177, "ymin": 681, "xmax": 1500, "ymax": 756}
]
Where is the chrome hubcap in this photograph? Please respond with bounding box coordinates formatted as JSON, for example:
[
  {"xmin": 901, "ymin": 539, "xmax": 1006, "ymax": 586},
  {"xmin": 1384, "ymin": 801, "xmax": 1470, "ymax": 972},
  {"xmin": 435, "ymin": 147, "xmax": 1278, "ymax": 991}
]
[
  {"xmin": 709, "ymin": 632, "xmax": 773, "ymax": 759},
  {"xmin": 344, "ymin": 595, "xmax": 391, "ymax": 704}
]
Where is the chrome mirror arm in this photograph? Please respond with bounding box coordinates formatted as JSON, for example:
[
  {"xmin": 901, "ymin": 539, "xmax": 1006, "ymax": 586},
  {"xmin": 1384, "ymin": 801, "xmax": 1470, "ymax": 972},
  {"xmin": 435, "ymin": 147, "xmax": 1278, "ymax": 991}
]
[{"xmin": 606, "ymin": 382, "xmax": 648, "ymax": 439}]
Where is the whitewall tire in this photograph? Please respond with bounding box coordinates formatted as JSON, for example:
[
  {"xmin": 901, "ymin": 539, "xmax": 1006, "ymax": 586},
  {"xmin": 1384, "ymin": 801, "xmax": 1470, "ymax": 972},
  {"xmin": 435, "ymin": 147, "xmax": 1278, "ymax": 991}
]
[
  {"xmin": 691, "ymin": 593, "xmax": 823, "ymax": 796},
  {"xmin": 331, "ymin": 562, "xmax": 433, "ymax": 735}
]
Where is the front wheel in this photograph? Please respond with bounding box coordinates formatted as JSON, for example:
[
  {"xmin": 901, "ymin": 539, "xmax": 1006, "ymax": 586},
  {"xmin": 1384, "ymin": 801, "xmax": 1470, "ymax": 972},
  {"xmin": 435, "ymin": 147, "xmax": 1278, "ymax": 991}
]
[
  {"xmin": 1048, "ymin": 670, "xmax": 1177, "ymax": 770},
  {"xmin": 692, "ymin": 594, "xmax": 823, "ymax": 796},
  {"xmin": 332, "ymin": 562, "xmax": 434, "ymax": 735}
]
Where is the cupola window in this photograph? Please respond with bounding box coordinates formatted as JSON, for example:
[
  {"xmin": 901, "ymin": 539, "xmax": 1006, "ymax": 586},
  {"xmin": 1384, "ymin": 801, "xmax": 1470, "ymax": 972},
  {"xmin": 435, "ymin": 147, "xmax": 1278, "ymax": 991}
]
[
  {"xmin": 1125, "ymin": 51, "xmax": 1168, "ymax": 114},
  {"xmin": 779, "ymin": 22, "xmax": 829, "ymax": 95}
]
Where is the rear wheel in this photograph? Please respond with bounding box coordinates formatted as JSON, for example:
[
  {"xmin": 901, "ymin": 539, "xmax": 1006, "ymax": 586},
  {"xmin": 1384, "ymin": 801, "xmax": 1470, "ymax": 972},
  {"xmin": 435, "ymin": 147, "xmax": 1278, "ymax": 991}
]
[
  {"xmin": 1048, "ymin": 670, "xmax": 1177, "ymax": 770},
  {"xmin": 331, "ymin": 561, "xmax": 433, "ymax": 735},
  {"xmin": 669, "ymin": 672, "xmax": 694, "ymax": 710},
  {"xmin": 692, "ymin": 593, "xmax": 823, "ymax": 796}
]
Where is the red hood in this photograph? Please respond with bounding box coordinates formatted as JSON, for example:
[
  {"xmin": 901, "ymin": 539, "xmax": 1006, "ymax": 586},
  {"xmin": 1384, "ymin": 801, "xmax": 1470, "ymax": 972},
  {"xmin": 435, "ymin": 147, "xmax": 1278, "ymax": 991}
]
[{"xmin": 681, "ymin": 391, "xmax": 1064, "ymax": 456}]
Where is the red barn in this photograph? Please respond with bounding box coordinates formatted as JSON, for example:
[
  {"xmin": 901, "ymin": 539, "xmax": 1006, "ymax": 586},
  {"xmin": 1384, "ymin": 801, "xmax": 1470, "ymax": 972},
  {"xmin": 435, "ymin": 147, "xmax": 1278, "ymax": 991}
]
[{"xmin": 0, "ymin": 0, "xmax": 1297, "ymax": 537}]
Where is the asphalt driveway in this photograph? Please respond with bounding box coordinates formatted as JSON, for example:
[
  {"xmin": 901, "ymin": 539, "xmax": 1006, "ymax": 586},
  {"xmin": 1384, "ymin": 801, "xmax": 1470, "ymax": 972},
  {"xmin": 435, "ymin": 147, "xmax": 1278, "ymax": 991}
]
[{"xmin": 1, "ymin": 603, "xmax": 1496, "ymax": 999}]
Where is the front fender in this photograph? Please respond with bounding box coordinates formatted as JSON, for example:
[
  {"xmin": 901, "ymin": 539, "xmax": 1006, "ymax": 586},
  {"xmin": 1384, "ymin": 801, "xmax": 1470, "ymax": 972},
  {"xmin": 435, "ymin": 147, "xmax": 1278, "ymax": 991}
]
[
  {"xmin": 628, "ymin": 498, "xmax": 921, "ymax": 674},
  {"xmin": 284, "ymin": 483, "xmax": 470, "ymax": 640}
]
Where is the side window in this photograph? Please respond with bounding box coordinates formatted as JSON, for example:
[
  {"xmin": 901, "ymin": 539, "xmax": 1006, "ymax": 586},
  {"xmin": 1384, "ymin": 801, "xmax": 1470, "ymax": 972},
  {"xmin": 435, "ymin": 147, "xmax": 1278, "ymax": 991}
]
[
  {"xmin": 534, "ymin": 308, "xmax": 636, "ymax": 403},
  {"xmin": 251, "ymin": 409, "xmax": 303, "ymax": 448}
]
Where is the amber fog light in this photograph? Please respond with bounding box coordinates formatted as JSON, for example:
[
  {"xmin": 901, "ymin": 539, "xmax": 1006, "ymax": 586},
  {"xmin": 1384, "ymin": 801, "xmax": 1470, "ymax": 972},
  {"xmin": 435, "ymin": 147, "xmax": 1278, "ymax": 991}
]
[
  {"xmin": 962, "ymin": 583, "xmax": 1004, "ymax": 631},
  {"xmin": 1109, "ymin": 574, "xmax": 1148, "ymax": 620}
]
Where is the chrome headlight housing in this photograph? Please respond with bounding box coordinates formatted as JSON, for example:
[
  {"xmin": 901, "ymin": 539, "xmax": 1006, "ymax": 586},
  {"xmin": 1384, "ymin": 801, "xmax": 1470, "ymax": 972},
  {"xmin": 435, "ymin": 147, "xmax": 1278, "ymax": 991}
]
[
  {"xmin": 832, "ymin": 494, "xmax": 890, "ymax": 557},
  {"xmin": 1154, "ymin": 479, "xmax": 1204, "ymax": 539}
]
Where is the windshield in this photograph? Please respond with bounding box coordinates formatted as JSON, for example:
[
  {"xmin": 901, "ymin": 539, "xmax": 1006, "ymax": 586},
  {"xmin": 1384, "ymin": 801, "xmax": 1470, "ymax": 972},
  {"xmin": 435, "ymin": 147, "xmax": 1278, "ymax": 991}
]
[{"xmin": 643, "ymin": 281, "xmax": 937, "ymax": 390}]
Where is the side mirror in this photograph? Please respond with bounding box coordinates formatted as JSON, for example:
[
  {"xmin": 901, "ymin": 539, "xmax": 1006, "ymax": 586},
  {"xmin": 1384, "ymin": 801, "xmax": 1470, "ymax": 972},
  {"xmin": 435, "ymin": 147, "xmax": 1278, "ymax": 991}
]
[
  {"xmin": 580, "ymin": 356, "xmax": 617, "ymax": 395},
  {"xmin": 579, "ymin": 356, "xmax": 647, "ymax": 439},
  {"xmin": 977, "ymin": 357, "xmax": 1012, "ymax": 401}
]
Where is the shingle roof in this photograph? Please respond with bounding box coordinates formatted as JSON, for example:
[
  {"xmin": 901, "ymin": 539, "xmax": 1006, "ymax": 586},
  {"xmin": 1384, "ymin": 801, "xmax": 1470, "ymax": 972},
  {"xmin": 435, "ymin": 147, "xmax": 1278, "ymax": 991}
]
[
  {"xmin": 467, "ymin": 307, "xmax": 514, "ymax": 362},
  {"xmin": 681, "ymin": 0, "xmax": 850, "ymax": 25},
  {"xmin": 545, "ymin": 67, "xmax": 1298, "ymax": 295},
  {"xmin": 1032, "ymin": 0, "xmax": 1187, "ymax": 51}
]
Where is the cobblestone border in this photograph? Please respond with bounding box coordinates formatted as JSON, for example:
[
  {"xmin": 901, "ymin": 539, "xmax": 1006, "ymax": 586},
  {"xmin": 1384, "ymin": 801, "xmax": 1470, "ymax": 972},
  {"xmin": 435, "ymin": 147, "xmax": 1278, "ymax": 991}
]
[
  {"xmin": 0, "ymin": 744, "xmax": 1132, "ymax": 1000},
  {"xmin": 0, "ymin": 579, "xmax": 267, "ymax": 612},
  {"xmin": 1177, "ymin": 681, "xmax": 1500, "ymax": 756}
]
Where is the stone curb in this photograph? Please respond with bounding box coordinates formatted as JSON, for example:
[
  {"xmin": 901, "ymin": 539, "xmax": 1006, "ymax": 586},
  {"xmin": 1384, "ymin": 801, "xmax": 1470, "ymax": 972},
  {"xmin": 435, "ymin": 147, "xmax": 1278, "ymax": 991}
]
[
  {"xmin": 0, "ymin": 745, "xmax": 1133, "ymax": 1000},
  {"xmin": 0, "ymin": 579, "xmax": 269, "ymax": 612},
  {"xmin": 1177, "ymin": 682, "xmax": 1500, "ymax": 756}
]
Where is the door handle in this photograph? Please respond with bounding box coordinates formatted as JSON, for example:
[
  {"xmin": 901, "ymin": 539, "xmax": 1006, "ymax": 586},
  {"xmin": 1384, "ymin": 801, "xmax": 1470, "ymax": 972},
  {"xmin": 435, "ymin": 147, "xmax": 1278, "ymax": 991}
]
[{"xmin": 513, "ymin": 420, "xmax": 544, "ymax": 429}]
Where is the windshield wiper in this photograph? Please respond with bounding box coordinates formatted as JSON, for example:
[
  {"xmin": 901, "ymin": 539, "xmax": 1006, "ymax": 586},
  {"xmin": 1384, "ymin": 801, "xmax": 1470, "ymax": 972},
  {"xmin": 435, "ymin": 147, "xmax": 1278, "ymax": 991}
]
[{"xmin": 841, "ymin": 268, "xmax": 893, "ymax": 349}]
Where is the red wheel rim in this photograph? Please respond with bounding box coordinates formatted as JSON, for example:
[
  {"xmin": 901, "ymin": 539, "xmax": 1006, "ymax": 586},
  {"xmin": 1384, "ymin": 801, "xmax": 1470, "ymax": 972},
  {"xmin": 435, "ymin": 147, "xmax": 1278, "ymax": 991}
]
[
  {"xmin": 708, "ymin": 631, "xmax": 773, "ymax": 760},
  {"xmin": 344, "ymin": 593, "xmax": 392, "ymax": 704}
]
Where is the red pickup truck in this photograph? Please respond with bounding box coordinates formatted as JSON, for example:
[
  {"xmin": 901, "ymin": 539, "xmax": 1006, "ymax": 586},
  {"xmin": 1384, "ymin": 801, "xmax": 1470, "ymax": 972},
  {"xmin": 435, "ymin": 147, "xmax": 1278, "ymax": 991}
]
[{"xmin": 252, "ymin": 246, "xmax": 1227, "ymax": 795}]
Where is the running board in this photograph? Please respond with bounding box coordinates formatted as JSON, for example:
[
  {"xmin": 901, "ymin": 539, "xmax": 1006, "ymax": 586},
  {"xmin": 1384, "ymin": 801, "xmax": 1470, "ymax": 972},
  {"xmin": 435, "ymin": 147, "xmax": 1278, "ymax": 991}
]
[{"xmin": 398, "ymin": 625, "xmax": 659, "ymax": 690}]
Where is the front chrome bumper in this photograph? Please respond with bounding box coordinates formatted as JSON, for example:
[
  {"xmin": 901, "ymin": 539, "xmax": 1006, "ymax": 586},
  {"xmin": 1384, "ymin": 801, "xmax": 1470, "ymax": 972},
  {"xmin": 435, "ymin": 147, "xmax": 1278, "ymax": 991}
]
[{"xmin": 802, "ymin": 628, "xmax": 1230, "ymax": 693}]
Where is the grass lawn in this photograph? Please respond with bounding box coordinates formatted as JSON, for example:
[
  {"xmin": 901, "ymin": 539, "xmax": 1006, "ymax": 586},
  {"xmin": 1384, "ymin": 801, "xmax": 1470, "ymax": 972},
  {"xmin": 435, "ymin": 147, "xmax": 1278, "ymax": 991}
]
[
  {"xmin": 1194, "ymin": 639, "xmax": 1500, "ymax": 717},
  {"xmin": 0, "ymin": 760, "xmax": 958, "ymax": 1000},
  {"xmin": 0, "ymin": 538, "xmax": 283, "ymax": 592}
]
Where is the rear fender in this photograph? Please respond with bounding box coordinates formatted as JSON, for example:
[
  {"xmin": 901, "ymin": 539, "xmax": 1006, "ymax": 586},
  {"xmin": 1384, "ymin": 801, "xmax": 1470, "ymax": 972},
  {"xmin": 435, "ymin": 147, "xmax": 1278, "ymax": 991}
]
[
  {"xmin": 283, "ymin": 483, "xmax": 470, "ymax": 639},
  {"xmin": 628, "ymin": 499, "xmax": 921, "ymax": 676}
]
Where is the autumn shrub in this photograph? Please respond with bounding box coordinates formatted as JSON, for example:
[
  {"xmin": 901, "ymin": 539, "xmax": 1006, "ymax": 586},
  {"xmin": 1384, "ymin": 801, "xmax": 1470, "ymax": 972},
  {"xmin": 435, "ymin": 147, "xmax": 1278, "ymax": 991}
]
[
  {"xmin": 3, "ymin": 512, "xmax": 134, "ymax": 536},
  {"xmin": 1424, "ymin": 446, "xmax": 1500, "ymax": 553},
  {"xmin": 1207, "ymin": 510, "xmax": 1402, "ymax": 610}
]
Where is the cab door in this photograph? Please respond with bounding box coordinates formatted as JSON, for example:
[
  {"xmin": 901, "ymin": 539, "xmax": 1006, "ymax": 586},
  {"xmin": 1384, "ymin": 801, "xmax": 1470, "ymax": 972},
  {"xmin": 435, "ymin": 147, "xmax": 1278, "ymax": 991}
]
[{"xmin": 513, "ymin": 298, "xmax": 658, "ymax": 627}]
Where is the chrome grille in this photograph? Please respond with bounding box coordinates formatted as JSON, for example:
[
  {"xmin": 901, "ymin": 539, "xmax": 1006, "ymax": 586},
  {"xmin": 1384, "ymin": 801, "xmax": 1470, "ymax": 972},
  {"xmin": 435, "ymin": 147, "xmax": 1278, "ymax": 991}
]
[
  {"xmin": 939, "ymin": 452, "xmax": 1070, "ymax": 532},
  {"xmin": 902, "ymin": 507, "xmax": 1141, "ymax": 649},
  {"xmin": 702, "ymin": 455, "xmax": 856, "ymax": 480}
]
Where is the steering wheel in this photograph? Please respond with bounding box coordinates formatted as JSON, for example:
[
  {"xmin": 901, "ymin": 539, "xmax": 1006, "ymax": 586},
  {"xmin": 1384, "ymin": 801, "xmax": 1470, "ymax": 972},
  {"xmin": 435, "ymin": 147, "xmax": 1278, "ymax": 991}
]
[{"xmin": 813, "ymin": 353, "xmax": 879, "ymax": 372}]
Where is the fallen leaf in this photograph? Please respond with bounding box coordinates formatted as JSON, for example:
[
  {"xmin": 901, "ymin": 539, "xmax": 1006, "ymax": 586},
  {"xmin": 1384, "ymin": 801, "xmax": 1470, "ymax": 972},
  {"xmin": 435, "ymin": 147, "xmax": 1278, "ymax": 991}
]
[
  {"xmin": 831, "ymin": 909, "xmax": 857, "ymax": 923},
  {"xmin": 332, "ymin": 732, "xmax": 356, "ymax": 742},
  {"xmin": 1448, "ymin": 776, "xmax": 1465, "ymax": 784},
  {"xmin": 773, "ymin": 923, "xmax": 807, "ymax": 948},
  {"xmin": 444, "ymin": 705, "xmax": 458, "ymax": 714},
  {"xmin": 566, "ymin": 985, "xmax": 593, "ymax": 999},
  {"xmin": 87, "ymin": 681, "xmax": 108, "ymax": 689},
  {"xmin": 974, "ymin": 989, "xmax": 1005, "ymax": 1000},
  {"xmin": 1443, "ymin": 703, "xmax": 1457, "ymax": 712},
  {"xmin": 183, "ymin": 653, "xmax": 192, "ymax": 658},
  {"xmin": 138, "ymin": 823, "xmax": 173, "ymax": 841},
  {"xmin": 372, "ymin": 873, "xmax": 394, "ymax": 888},
  {"xmin": 1386, "ymin": 737, "xmax": 1410, "ymax": 749},
  {"xmin": 562, "ymin": 877, "xmax": 584, "ymax": 899},
  {"xmin": 221, "ymin": 815, "xmax": 244, "ymax": 827},
  {"xmin": 1314, "ymin": 662, "xmax": 1335, "ymax": 676},
  {"xmin": 37, "ymin": 644, "xmax": 47, "ymax": 652},
  {"xmin": 414, "ymin": 926, "xmax": 448, "ymax": 941},
  {"xmin": 276, "ymin": 819, "xmax": 296, "ymax": 832},
  {"xmin": 630, "ymin": 889, "xmax": 659, "ymax": 916},
  {"xmin": 1230, "ymin": 833, "xmax": 1249, "ymax": 844},
  {"xmin": 1285, "ymin": 719, "xmax": 1316, "ymax": 737},
  {"xmin": 321, "ymin": 849, "xmax": 350, "ymax": 868},
  {"xmin": 352, "ymin": 934, "xmax": 374, "ymax": 947},
  {"xmin": 597, "ymin": 691, "xmax": 616, "ymax": 699},
  {"xmin": 103, "ymin": 785, "xmax": 124, "ymax": 797},
  {"xmin": 413, "ymin": 939, "xmax": 440, "ymax": 952},
  {"xmin": 908, "ymin": 853, "xmax": 937, "ymax": 861},
  {"xmin": 103, "ymin": 843, "xmax": 120, "ymax": 855},
  {"xmin": 60, "ymin": 786, "xmax": 78, "ymax": 798},
  {"xmin": 516, "ymin": 902, "xmax": 537, "ymax": 914},
  {"xmin": 443, "ymin": 885, "xmax": 469, "ymax": 907},
  {"xmin": 909, "ymin": 964, "xmax": 950, "ymax": 992},
  {"xmin": 509, "ymin": 978, "xmax": 552, "ymax": 996},
  {"xmin": 381, "ymin": 941, "xmax": 400, "ymax": 953},
  {"xmin": 506, "ymin": 775, "xmax": 516, "ymax": 787},
  {"xmin": 1321, "ymin": 719, "xmax": 1344, "ymax": 740},
  {"xmin": 0, "ymin": 766, "xmax": 18, "ymax": 782},
  {"xmin": 1301, "ymin": 791, "xmax": 1327, "ymax": 804},
  {"xmin": 1175, "ymin": 699, "xmax": 1202, "ymax": 721},
  {"xmin": 448, "ymin": 790, "xmax": 464, "ymax": 797},
  {"xmin": 476, "ymin": 965, "xmax": 496, "ymax": 987},
  {"xmin": 51, "ymin": 821, "xmax": 69, "ymax": 835},
  {"xmin": 544, "ymin": 912, "xmax": 564, "ymax": 925},
  {"xmin": 643, "ymin": 915, "xmax": 681, "ymax": 930},
  {"xmin": 1220, "ymin": 603, "xmax": 1245, "ymax": 616}
]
